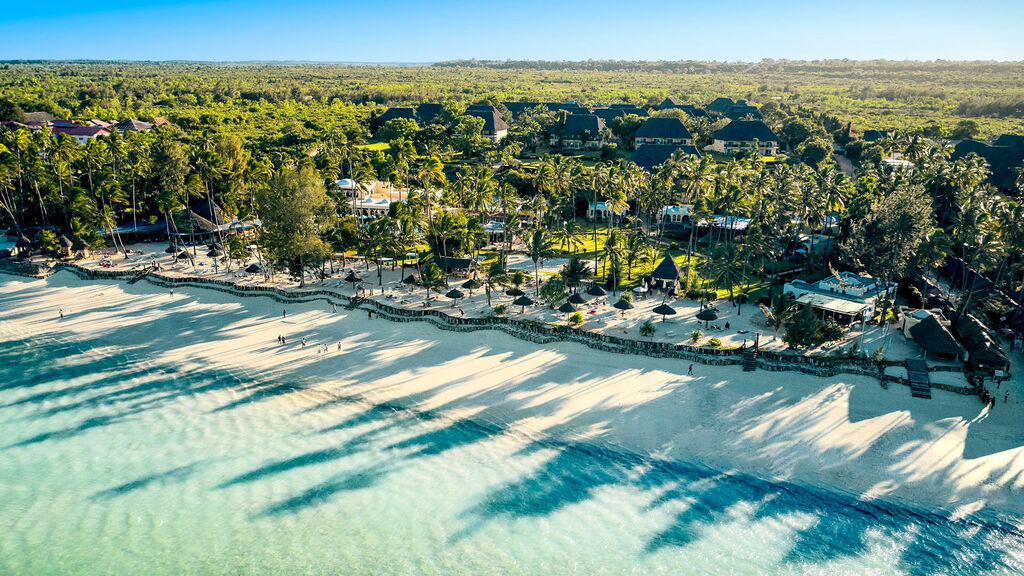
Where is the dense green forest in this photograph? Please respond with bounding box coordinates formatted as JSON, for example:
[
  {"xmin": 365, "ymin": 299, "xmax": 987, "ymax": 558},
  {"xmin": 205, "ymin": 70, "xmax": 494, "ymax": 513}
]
[
  {"xmin": 0, "ymin": 60, "xmax": 1022, "ymax": 345},
  {"xmin": 1, "ymin": 60, "xmax": 1024, "ymax": 137}
]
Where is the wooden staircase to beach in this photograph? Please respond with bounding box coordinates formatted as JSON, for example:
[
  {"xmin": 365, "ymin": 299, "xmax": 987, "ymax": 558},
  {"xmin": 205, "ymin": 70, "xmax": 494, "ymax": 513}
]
[
  {"xmin": 742, "ymin": 348, "xmax": 757, "ymax": 372},
  {"xmin": 906, "ymin": 359, "xmax": 932, "ymax": 399}
]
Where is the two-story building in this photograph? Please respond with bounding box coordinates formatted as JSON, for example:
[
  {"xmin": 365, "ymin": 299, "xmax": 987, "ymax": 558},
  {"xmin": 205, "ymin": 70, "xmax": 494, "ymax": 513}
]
[
  {"xmin": 464, "ymin": 105, "xmax": 510, "ymax": 143},
  {"xmin": 634, "ymin": 117, "xmax": 693, "ymax": 147},
  {"xmin": 550, "ymin": 114, "xmax": 607, "ymax": 150},
  {"xmin": 708, "ymin": 120, "xmax": 780, "ymax": 156}
]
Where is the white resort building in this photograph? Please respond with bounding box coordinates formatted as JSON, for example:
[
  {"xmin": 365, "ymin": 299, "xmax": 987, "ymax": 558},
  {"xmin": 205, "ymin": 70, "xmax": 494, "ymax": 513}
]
[{"xmin": 784, "ymin": 271, "xmax": 897, "ymax": 323}]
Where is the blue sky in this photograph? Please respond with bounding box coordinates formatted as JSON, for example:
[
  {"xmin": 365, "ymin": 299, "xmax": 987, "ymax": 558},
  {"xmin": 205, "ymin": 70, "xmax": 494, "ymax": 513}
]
[{"xmin": 1, "ymin": 0, "xmax": 1021, "ymax": 62}]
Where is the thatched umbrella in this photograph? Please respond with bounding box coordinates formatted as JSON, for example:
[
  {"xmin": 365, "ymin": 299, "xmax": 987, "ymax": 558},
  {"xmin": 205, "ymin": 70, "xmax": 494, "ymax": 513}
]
[
  {"xmin": 177, "ymin": 250, "xmax": 191, "ymax": 260},
  {"xmin": 696, "ymin": 308, "xmax": 718, "ymax": 329},
  {"xmin": 344, "ymin": 271, "xmax": 362, "ymax": 290},
  {"xmin": 58, "ymin": 235, "xmax": 73, "ymax": 255},
  {"xmin": 71, "ymin": 237, "xmax": 88, "ymax": 255},
  {"xmin": 165, "ymin": 245, "xmax": 177, "ymax": 254},
  {"xmin": 613, "ymin": 298, "xmax": 634, "ymax": 314},
  {"xmin": 245, "ymin": 263, "xmax": 262, "ymax": 273},
  {"xmin": 506, "ymin": 287, "xmax": 525, "ymax": 298},
  {"xmin": 586, "ymin": 285, "xmax": 607, "ymax": 297},
  {"xmin": 206, "ymin": 249, "xmax": 223, "ymax": 258},
  {"xmin": 461, "ymin": 277, "xmax": 482, "ymax": 297},
  {"xmin": 652, "ymin": 303, "xmax": 677, "ymax": 322},
  {"xmin": 558, "ymin": 301, "xmax": 577, "ymax": 314},
  {"xmin": 568, "ymin": 292, "xmax": 586, "ymax": 305},
  {"xmin": 445, "ymin": 288, "xmax": 465, "ymax": 306},
  {"xmin": 512, "ymin": 294, "xmax": 534, "ymax": 313},
  {"xmin": 15, "ymin": 235, "xmax": 31, "ymax": 249}
]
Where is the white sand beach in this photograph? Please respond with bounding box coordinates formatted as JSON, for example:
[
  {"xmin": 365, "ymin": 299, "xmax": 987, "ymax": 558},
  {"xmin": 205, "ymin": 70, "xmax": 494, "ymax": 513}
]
[{"xmin": 2, "ymin": 270, "xmax": 1024, "ymax": 520}]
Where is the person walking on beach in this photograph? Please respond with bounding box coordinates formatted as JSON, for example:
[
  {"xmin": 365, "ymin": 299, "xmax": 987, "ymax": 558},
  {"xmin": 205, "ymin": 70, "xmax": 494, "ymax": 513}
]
[
  {"xmin": 332, "ymin": 303, "xmax": 337, "ymax": 313},
  {"xmin": 59, "ymin": 309, "xmax": 63, "ymax": 319},
  {"xmin": 337, "ymin": 341, "xmax": 341, "ymax": 351},
  {"xmin": 282, "ymin": 309, "xmax": 287, "ymax": 319},
  {"xmin": 688, "ymin": 364, "xmax": 693, "ymax": 376},
  {"xmin": 1005, "ymin": 391, "xmax": 1009, "ymax": 403},
  {"xmin": 169, "ymin": 287, "xmax": 174, "ymax": 296},
  {"xmin": 301, "ymin": 337, "xmax": 306, "ymax": 347}
]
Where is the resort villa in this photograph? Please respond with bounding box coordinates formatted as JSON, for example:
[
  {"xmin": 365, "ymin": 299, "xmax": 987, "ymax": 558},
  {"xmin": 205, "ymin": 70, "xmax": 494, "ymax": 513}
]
[
  {"xmin": 656, "ymin": 204, "xmax": 693, "ymax": 229},
  {"xmin": 633, "ymin": 117, "xmax": 693, "ymax": 147},
  {"xmin": 784, "ymin": 271, "xmax": 897, "ymax": 323},
  {"xmin": 464, "ymin": 105, "xmax": 510, "ymax": 143},
  {"xmin": 707, "ymin": 120, "xmax": 780, "ymax": 156},
  {"xmin": 631, "ymin": 143, "xmax": 701, "ymax": 172},
  {"xmin": 551, "ymin": 114, "xmax": 607, "ymax": 150},
  {"xmin": 586, "ymin": 201, "xmax": 626, "ymax": 222}
]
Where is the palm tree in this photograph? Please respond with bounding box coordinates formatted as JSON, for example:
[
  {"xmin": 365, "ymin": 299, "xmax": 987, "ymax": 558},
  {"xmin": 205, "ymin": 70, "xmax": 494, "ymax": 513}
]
[
  {"xmin": 483, "ymin": 260, "xmax": 507, "ymax": 306},
  {"xmin": 418, "ymin": 262, "xmax": 447, "ymax": 301},
  {"xmin": 559, "ymin": 255, "xmax": 592, "ymax": 292},
  {"xmin": 760, "ymin": 294, "xmax": 796, "ymax": 342},
  {"xmin": 522, "ymin": 227, "xmax": 554, "ymax": 295}
]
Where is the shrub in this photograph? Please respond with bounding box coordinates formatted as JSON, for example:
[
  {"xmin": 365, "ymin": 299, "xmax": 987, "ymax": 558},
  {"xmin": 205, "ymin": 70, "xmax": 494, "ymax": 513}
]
[
  {"xmin": 494, "ymin": 304, "xmax": 508, "ymax": 316},
  {"xmin": 568, "ymin": 311, "xmax": 584, "ymax": 326},
  {"xmin": 819, "ymin": 320, "xmax": 845, "ymax": 343},
  {"xmin": 639, "ymin": 319, "xmax": 655, "ymax": 337},
  {"xmin": 691, "ymin": 329, "xmax": 702, "ymax": 342},
  {"xmin": 707, "ymin": 337, "xmax": 722, "ymax": 348},
  {"xmin": 622, "ymin": 291, "xmax": 633, "ymax": 303}
]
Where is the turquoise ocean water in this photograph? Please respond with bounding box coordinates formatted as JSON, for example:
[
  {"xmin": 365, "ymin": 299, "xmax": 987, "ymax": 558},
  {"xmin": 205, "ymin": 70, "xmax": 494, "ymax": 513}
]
[{"xmin": 1, "ymin": 326, "xmax": 1023, "ymax": 575}]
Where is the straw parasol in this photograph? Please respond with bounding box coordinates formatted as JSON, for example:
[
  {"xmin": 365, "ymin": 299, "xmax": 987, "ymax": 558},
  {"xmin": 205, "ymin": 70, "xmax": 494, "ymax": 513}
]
[
  {"xmin": 696, "ymin": 308, "xmax": 718, "ymax": 328},
  {"xmin": 165, "ymin": 245, "xmax": 177, "ymax": 254},
  {"xmin": 177, "ymin": 250, "xmax": 191, "ymax": 260},
  {"xmin": 586, "ymin": 285, "xmax": 607, "ymax": 297},
  {"xmin": 512, "ymin": 294, "xmax": 534, "ymax": 313},
  {"xmin": 402, "ymin": 274, "xmax": 419, "ymax": 285},
  {"xmin": 652, "ymin": 303, "xmax": 677, "ymax": 322},
  {"xmin": 445, "ymin": 288, "xmax": 465, "ymax": 306},
  {"xmin": 461, "ymin": 277, "xmax": 482, "ymax": 297},
  {"xmin": 613, "ymin": 298, "xmax": 634, "ymax": 313},
  {"xmin": 344, "ymin": 271, "xmax": 362, "ymax": 289},
  {"xmin": 558, "ymin": 301, "xmax": 577, "ymax": 314},
  {"xmin": 15, "ymin": 235, "xmax": 31, "ymax": 249},
  {"xmin": 245, "ymin": 263, "xmax": 262, "ymax": 273},
  {"xmin": 206, "ymin": 249, "xmax": 223, "ymax": 258},
  {"xmin": 506, "ymin": 287, "xmax": 525, "ymax": 297},
  {"xmin": 568, "ymin": 292, "xmax": 587, "ymax": 305}
]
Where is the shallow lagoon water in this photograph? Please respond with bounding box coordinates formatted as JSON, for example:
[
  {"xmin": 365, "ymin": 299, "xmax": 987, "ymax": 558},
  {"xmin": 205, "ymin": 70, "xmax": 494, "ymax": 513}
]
[{"xmin": 1, "ymin": 326, "xmax": 1024, "ymax": 575}]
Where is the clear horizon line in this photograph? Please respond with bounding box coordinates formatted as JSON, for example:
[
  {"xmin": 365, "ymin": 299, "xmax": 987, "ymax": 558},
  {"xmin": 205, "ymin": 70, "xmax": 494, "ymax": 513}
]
[{"xmin": 2, "ymin": 57, "xmax": 1024, "ymax": 65}]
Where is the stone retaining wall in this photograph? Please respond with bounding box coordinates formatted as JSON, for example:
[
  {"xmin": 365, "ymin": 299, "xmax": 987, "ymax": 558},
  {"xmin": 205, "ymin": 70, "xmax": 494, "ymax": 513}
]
[{"xmin": 2, "ymin": 262, "xmax": 980, "ymax": 396}]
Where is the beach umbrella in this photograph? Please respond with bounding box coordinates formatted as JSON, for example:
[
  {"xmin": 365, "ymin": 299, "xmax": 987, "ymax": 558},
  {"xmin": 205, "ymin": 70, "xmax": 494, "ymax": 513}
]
[
  {"xmin": 165, "ymin": 245, "xmax": 177, "ymax": 254},
  {"xmin": 58, "ymin": 235, "xmax": 73, "ymax": 249},
  {"xmin": 206, "ymin": 249, "xmax": 223, "ymax": 258},
  {"xmin": 344, "ymin": 271, "xmax": 362, "ymax": 289},
  {"xmin": 613, "ymin": 298, "xmax": 634, "ymax": 312},
  {"xmin": 207, "ymin": 241, "xmax": 223, "ymax": 250},
  {"xmin": 512, "ymin": 294, "xmax": 534, "ymax": 313},
  {"xmin": 652, "ymin": 303, "xmax": 677, "ymax": 322},
  {"xmin": 506, "ymin": 287, "xmax": 525, "ymax": 297},
  {"xmin": 245, "ymin": 263, "xmax": 262, "ymax": 273},
  {"xmin": 586, "ymin": 285, "xmax": 607, "ymax": 297},
  {"xmin": 15, "ymin": 235, "xmax": 32, "ymax": 248},
  {"xmin": 461, "ymin": 277, "xmax": 482, "ymax": 297},
  {"xmin": 445, "ymin": 288, "xmax": 465, "ymax": 305},
  {"xmin": 558, "ymin": 301, "xmax": 577, "ymax": 314},
  {"xmin": 403, "ymin": 273, "xmax": 419, "ymax": 284},
  {"xmin": 177, "ymin": 250, "xmax": 191, "ymax": 260},
  {"xmin": 568, "ymin": 292, "xmax": 587, "ymax": 305},
  {"xmin": 696, "ymin": 308, "xmax": 719, "ymax": 328}
]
